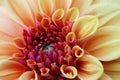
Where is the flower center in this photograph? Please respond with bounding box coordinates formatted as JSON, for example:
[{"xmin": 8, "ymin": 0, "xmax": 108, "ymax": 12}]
[{"xmin": 13, "ymin": 12, "xmax": 81, "ymax": 79}]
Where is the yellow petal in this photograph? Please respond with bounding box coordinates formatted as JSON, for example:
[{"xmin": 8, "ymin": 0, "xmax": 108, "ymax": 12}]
[
  {"xmin": 26, "ymin": 0, "xmax": 39, "ymax": 18},
  {"xmin": 19, "ymin": 71, "xmax": 38, "ymax": 80},
  {"xmin": 60, "ymin": 64, "xmax": 77, "ymax": 79},
  {"xmin": 86, "ymin": 3, "xmax": 120, "ymax": 27},
  {"xmin": 84, "ymin": 26, "xmax": 120, "ymax": 61},
  {"xmin": 52, "ymin": 9, "xmax": 64, "ymax": 26},
  {"xmin": 0, "ymin": 42, "xmax": 21, "ymax": 57},
  {"xmin": 74, "ymin": 55, "xmax": 103, "ymax": 80},
  {"xmin": 3, "ymin": 0, "xmax": 35, "ymax": 27},
  {"xmin": 0, "ymin": 0, "xmax": 3, "ymax": 5},
  {"xmin": 63, "ymin": 7, "xmax": 79, "ymax": 25},
  {"xmin": 0, "ymin": 60, "xmax": 28, "ymax": 77},
  {"xmin": 102, "ymin": 11, "xmax": 120, "ymax": 27},
  {"xmin": 72, "ymin": 15, "xmax": 98, "ymax": 40},
  {"xmin": 71, "ymin": 45, "xmax": 84, "ymax": 58},
  {"xmin": 71, "ymin": 0, "xmax": 92, "ymax": 14},
  {"xmin": 99, "ymin": 73, "xmax": 112, "ymax": 80},
  {"xmin": 102, "ymin": 58, "xmax": 120, "ymax": 80},
  {"xmin": 38, "ymin": 0, "xmax": 55, "ymax": 16},
  {"xmin": 55, "ymin": 0, "xmax": 72, "ymax": 11}
]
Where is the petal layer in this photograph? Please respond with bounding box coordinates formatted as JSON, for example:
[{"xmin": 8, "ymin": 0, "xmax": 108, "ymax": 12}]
[
  {"xmin": 84, "ymin": 26, "xmax": 120, "ymax": 61},
  {"xmin": 72, "ymin": 16, "xmax": 98, "ymax": 40},
  {"xmin": 102, "ymin": 58, "xmax": 120, "ymax": 80},
  {"xmin": 19, "ymin": 71, "xmax": 39, "ymax": 80},
  {"xmin": 74, "ymin": 55, "xmax": 103, "ymax": 80},
  {"xmin": 0, "ymin": 42, "xmax": 21, "ymax": 57},
  {"xmin": 0, "ymin": 60, "xmax": 28, "ymax": 79}
]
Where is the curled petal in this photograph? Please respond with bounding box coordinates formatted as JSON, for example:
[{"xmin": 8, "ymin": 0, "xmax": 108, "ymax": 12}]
[
  {"xmin": 41, "ymin": 18, "xmax": 51, "ymax": 29},
  {"xmin": 60, "ymin": 64, "xmax": 77, "ymax": 79},
  {"xmin": 72, "ymin": 16, "xmax": 98, "ymax": 40},
  {"xmin": 52, "ymin": 9, "xmax": 64, "ymax": 26},
  {"xmin": 84, "ymin": 26, "xmax": 120, "ymax": 61},
  {"xmin": 38, "ymin": 0, "xmax": 55, "ymax": 16},
  {"xmin": 74, "ymin": 55, "xmax": 103, "ymax": 80},
  {"xmin": 26, "ymin": 59, "xmax": 36, "ymax": 70},
  {"xmin": 66, "ymin": 32, "xmax": 76, "ymax": 43},
  {"xmin": 40, "ymin": 68, "xmax": 50, "ymax": 77},
  {"xmin": 63, "ymin": 7, "xmax": 79, "ymax": 25},
  {"xmin": 72, "ymin": 45, "xmax": 84, "ymax": 58},
  {"xmin": 19, "ymin": 71, "xmax": 39, "ymax": 80}
]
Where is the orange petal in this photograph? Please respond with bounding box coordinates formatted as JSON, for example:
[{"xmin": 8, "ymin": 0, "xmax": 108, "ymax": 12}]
[
  {"xmin": 66, "ymin": 32, "xmax": 76, "ymax": 43},
  {"xmin": 84, "ymin": 26, "xmax": 120, "ymax": 61},
  {"xmin": 13, "ymin": 37, "xmax": 26, "ymax": 49},
  {"xmin": 38, "ymin": 0, "xmax": 55, "ymax": 16},
  {"xmin": 0, "ymin": 42, "xmax": 21, "ymax": 57},
  {"xmin": 74, "ymin": 55, "xmax": 103, "ymax": 80},
  {"xmin": 0, "ymin": 72, "xmax": 23, "ymax": 80},
  {"xmin": 4, "ymin": 0, "xmax": 35, "ymax": 27},
  {"xmin": 72, "ymin": 15, "xmax": 98, "ymax": 40},
  {"xmin": 0, "ymin": 60, "xmax": 28, "ymax": 77},
  {"xmin": 60, "ymin": 64, "xmax": 77, "ymax": 79},
  {"xmin": 55, "ymin": 0, "xmax": 72, "ymax": 11},
  {"xmin": 19, "ymin": 71, "xmax": 39, "ymax": 80}
]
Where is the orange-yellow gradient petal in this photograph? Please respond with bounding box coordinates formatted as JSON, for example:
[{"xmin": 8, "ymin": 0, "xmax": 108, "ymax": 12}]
[
  {"xmin": 72, "ymin": 15, "xmax": 98, "ymax": 40},
  {"xmin": 102, "ymin": 58, "xmax": 120, "ymax": 80},
  {"xmin": 74, "ymin": 55, "xmax": 103, "ymax": 80},
  {"xmin": 0, "ymin": 42, "xmax": 21, "ymax": 57},
  {"xmin": 0, "ymin": 60, "xmax": 28, "ymax": 80},
  {"xmin": 3, "ymin": 0, "xmax": 35, "ymax": 27},
  {"xmin": 19, "ymin": 71, "xmax": 39, "ymax": 80},
  {"xmin": 99, "ymin": 73, "xmax": 112, "ymax": 80},
  {"xmin": 0, "ymin": 8, "xmax": 23, "ymax": 41},
  {"xmin": 84, "ymin": 26, "xmax": 120, "ymax": 61},
  {"xmin": 38, "ymin": 0, "xmax": 54, "ymax": 16},
  {"xmin": 85, "ymin": 1, "xmax": 120, "ymax": 27},
  {"xmin": 71, "ymin": 0, "xmax": 92, "ymax": 14},
  {"xmin": 55, "ymin": 0, "xmax": 72, "ymax": 11}
]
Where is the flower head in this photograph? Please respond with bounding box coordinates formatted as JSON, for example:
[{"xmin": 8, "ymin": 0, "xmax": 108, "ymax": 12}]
[{"xmin": 0, "ymin": 0, "xmax": 120, "ymax": 80}]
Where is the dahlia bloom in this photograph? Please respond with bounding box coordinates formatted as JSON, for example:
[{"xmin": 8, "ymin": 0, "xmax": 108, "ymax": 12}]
[{"xmin": 0, "ymin": 0, "xmax": 120, "ymax": 80}]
